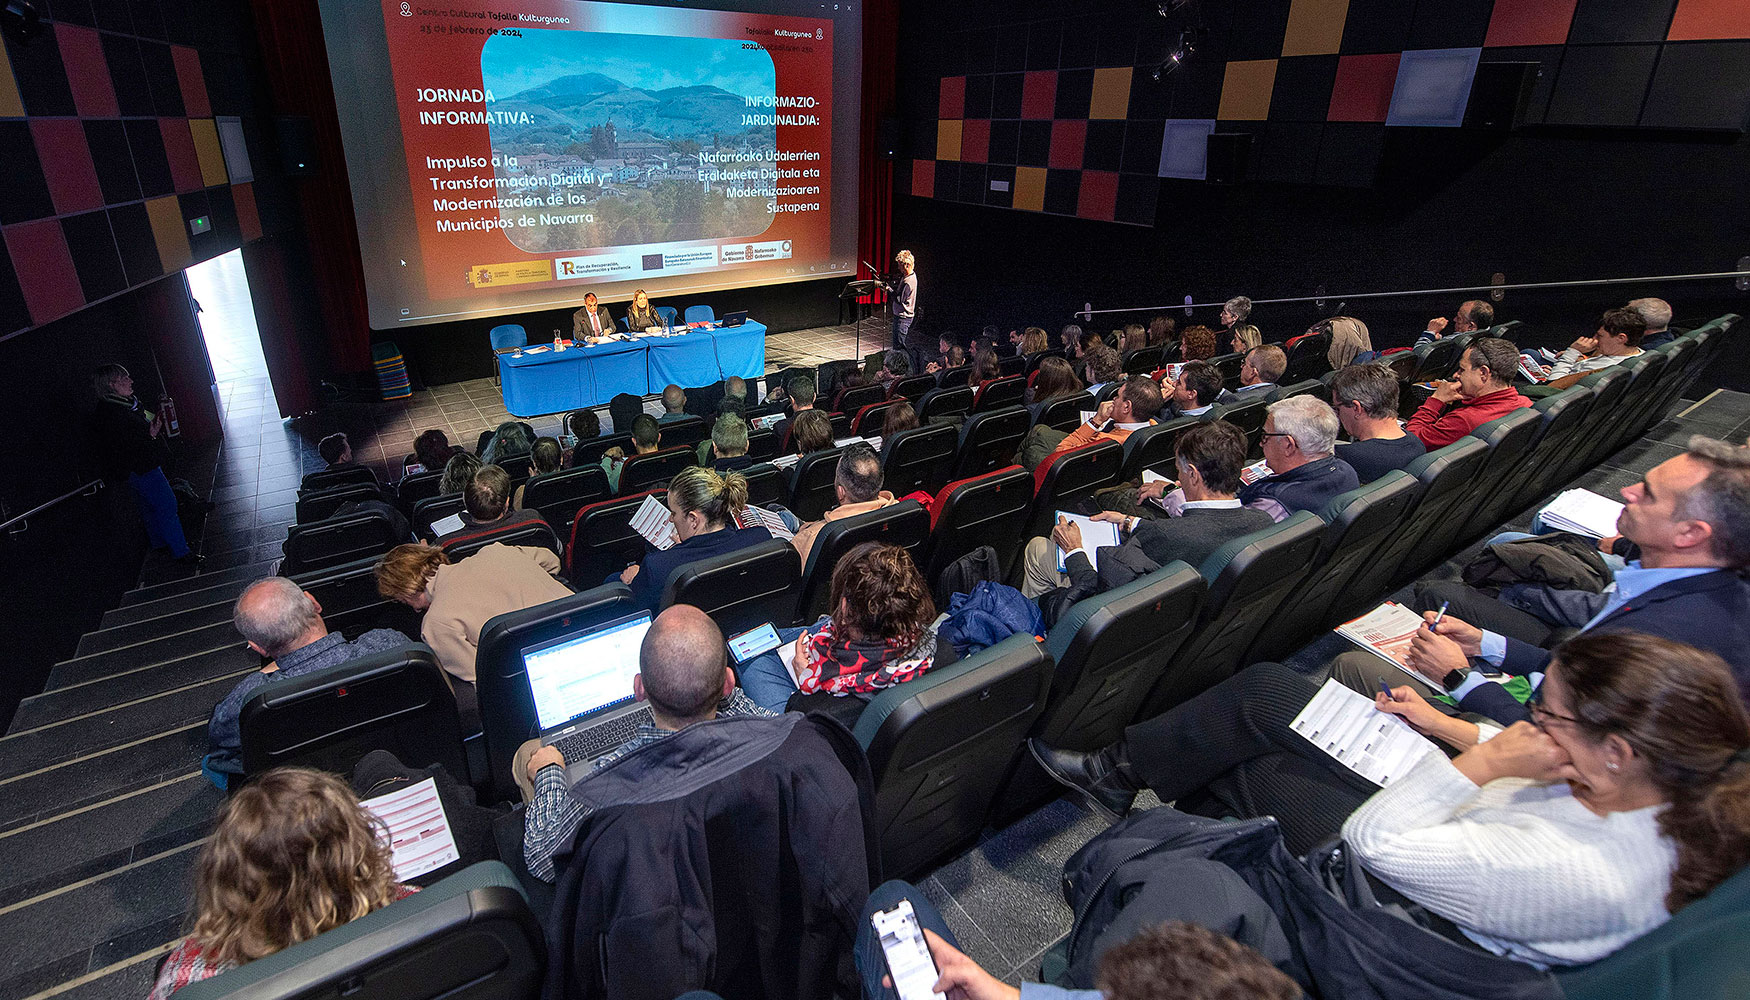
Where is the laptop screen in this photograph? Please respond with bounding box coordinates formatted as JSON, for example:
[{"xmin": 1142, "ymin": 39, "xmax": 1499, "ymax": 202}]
[{"xmin": 521, "ymin": 613, "xmax": 652, "ymax": 732}]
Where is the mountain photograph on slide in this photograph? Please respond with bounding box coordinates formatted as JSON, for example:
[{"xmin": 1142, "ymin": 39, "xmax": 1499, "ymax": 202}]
[{"xmin": 480, "ymin": 30, "xmax": 779, "ymax": 253}]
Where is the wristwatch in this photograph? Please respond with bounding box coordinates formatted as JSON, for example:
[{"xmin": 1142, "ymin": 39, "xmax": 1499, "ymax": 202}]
[{"xmin": 1441, "ymin": 667, "xmax": 1471, "ymax": 692}]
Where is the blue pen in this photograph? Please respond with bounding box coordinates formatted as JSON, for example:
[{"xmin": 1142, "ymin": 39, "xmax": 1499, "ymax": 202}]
[
  {"xmin": 1427, "ymin": 600, "xmax": 1450, "ymax": 631},
  {"xmin": 1378, "ymin": 677, "xmax": 1393, "ymax": 699}
]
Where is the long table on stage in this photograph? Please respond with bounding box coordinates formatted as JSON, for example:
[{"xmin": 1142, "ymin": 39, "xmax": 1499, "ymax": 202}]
[{"xmin": 497, "ymin": 320, "xmax": 767, "ymax": 417}]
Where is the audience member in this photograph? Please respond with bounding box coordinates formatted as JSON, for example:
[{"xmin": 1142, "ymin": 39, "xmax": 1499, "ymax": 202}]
[
  {"xmin": 573, "ymin": 291, "xmax": 614, "ymax": 341},
  {"xmin": 1232, "ymin": 395, "xmax": 1357, "ymax": 521},
  {"xmin": 608, "ymin": 392, "xmax": 644, "ymax": 435},
  {"xmin": 625, "ymin": 288, "xmax": 661, "ymax": 330},
  {"xmin": 412, "ymin": 429, "xmax": 457, "ymax": 473},
  {"xmin": 438, "ymin": 464, "xmax": 547, "ymax": 544},
  {"xmin": 1026, "ymin": 357, "xmax": 1083, "ymax": 409},
  {"xmin": 518, "ymin": 604, "xmax": 770, "ymax": 880},
  {"xmin": 1416, "ymin": 299, "xmax": 1495, "ymax": 345},
  {"xmin": 1118, "ymin": 324, "xmax": 1149, "ymax": 354},
  {"xmin": 512, "ymin": 437, "xmax": 563, "ymax": 509},
  {"xmin": 1050, "ymin": 376, "xmax": 1163, "ymax": 457},
  {"xmin": 1219, "ymin": 295, "xmax": 1253, "ymax": 330},
  {"xmin": 1406, "ymin": 336, "xmax": 1532, "ymax": 449},
  {"xmin": 602, "ymin": 414, "xmax": 661, "ymax": 491},
  {"xmin": 724, "ymin": 376, "xmax": 749, "ymax": 411},
  {"xmin": 1146, "ymin": 314, "xmax": 1177, "ymax": 347},
  {"xmin": 1325, "ymin": 315, "xmax": 1374, "ymax": 369},
  {"xmin": 739, "ymin": 541, "xmax": 955, "ymax": 714},
  {"xmin": 1019, "ymin": 326, "xmax": 1050, "ymax": 355},
  {"xmin": 924, "ymin": 332, "xmax": 956, "ymax": 373},
  {"xmin": 790, "ymin": 445, "xmax": 898, "ymax": 566},
  {"xmin": 790, "ymin": 408, "xmax": 835, "ymax": 457},
  {"xmin": 1024, "ymin": 421, "xmax": 1272, "ymax": 601},
  {"xmin": 968, "ymin": 348, "xmax": 1002, "ymax": 389},
  {"xmin": 480, "ymin": 421, "xmax": 534, "ymax": 466},
  {"xmin": 1545, "ymin": 307, "xmax": 1647, "ymax": 379},
  {"xmin": 882, "ymin": 401, "xmax": 919, "ymax": 439},
  {"xmin": 706, "ymin": 414, "xmax": 754, "ymax": 472},
  {"xmin": 375, "ymin": 541, "xmax": 570, "ymax": 706},
  {"xmin": 659, "ymin": 384, "xmax": 689, "ymax": 422},
  {"xmin": 1629, "ymin": 297, "xmax": 1676, "ymax": 349},
  {"xmin": 876, "ymin": 348, "xmax": 910, "ymax": 391},
  {"xmin": 438, "ymin": 451, "xmax": 481, "ymax": 496},
  {"xmin": 617, "ymin": 466, "xmax": 771, "ymax": 611},
  {"xmin": 1031, "ymin": 631, "xmax": 1750, "ymax": 970},
  {"xmin": 1081, "ymin": 344, "xmax": 1123, "ymax": 395},
  {"xmin": 202, "ymin": 579, "xmax": 409, "ymax": 786},
  {"xmin": 317, "ymin": 432, "xmax": 354, "ymax": 469},
  {"xmin": 1218, "ymin": 345, "xmax": 1286, "ymax": 401},
  {"xmin": 772, "ymin": 374, "xmax": 817, "ymax": 445},
  {"xmin": 1228, "ymin": 323, "xmax": 1262, "ymax": 354},
  {"xmin": 1178, "ymin": 325, "xmax": 1218, "ymax": 362},
  {"xmin": 1061, "ymin": 323, "xmax": 1085, "ymax": 358},
  {"xmin": 1330, "ymin": 363, "xmax": 1425, "ymax": 482},
  {"xmin": 564, "ymin": 409, "xmax": 602, "ymax": 468},
  {"xmin": 1161, "ymin": 360, "xmax": 1222, "ymax": 418},
  {"xmin": 92, "ymin": 364, "xmax": 201, "ymax": 565},
  {"xmin": 149, "ymin": 769, "xmax": 416, "ymax": 999}
]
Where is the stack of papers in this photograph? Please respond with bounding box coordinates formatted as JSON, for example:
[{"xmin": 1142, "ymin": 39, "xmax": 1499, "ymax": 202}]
[
  {"xmin": 361, "ymin": 777, "xmax": 461, "ymax": 881},
  {"xmin": 628, "ymin": 494, "xmax": 678, "ymax": 550},
  {"xmin": 735, "ymin": 505, "xmax": 795, "ymax": 541},
  {"xmin": 771, "ymin": 453, "xmax": 802, "ymax": 469},
  {"xmin": 1053, "ymin": 511, "xmax": 1121, "ymax": 571},
  {"xmin": 1537, "ymin": 489, "xmax": 1624, "ymax": 538},
  {"xmin": 429, "ymin": 512, "xmax": 465, "ymax": 537},
  {"xmin": 1290, "ymin": 679, "xmax": 1441, "ymax": 787},
  {"xmin": 1336, "ymin": 601, "xmax": 1428, "ymax": 684},
  {"xmin": 1239, "ymin": 460, "xmax": 1272, "ymax": 486}
]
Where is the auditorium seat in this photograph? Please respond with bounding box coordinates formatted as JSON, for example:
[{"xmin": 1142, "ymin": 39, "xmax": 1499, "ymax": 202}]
[
  {"xmin": 917, "ymin": 384, "xmax": 974, "ymax": 421},
  {"xmin": 1122, "ymin": 347, "xmax": 1162, "ymax": 376},
  {"xmin": 1266, "ymin": 379, "xmax": 1326, "ymax": 404},
  {"xmin": 1210, "ymin": 394, "xmax": 1271, "ymax": 455},
  {"xmin": 295, "ymin": 481, "xmax": 388, "ymax": 524},
  {"xmin": 571, "ymin": 432, "xmax": 632, "ymax": 468},
  {"xmin": 1553, "ymin": 863, "xmax": 1750, "ymax": 1000},
  {"xmin": 1413, "ymin": 336, "xmax": 1464, "ymax": 382},
  {"xmin": 1027, "ymin": 440, "xmax": 1122, "ymax": 539},
  {"xmin": 396, "ymin": 469, "xmax": 445, "ymax": 514},
  {"xmin": 793, "ymin": 501, "xmax": 931, "ymax": 623},
  {"xmin": 952, "ymin": 406, "xmax": 1030, "ymax": 479},
  {"xmin": 169, "ymin": 861, "xmax": 543, "ymax": 1000},
  {"xmin": 881, "ymin": 423, "xmax": 958, "ymax": 496},
  {"xmin": 291, "ymin": 554, "xmax": 422, "ymax": 641},
  {"xmin": 891, "ymin": 373, "xmax": 937, "ymax": 400},
  {"xmin": 520, "ymin": 466, "xmax": 611, "ymax": 535},
  {"xmin": 1369, "ymin": 438, "xmax": 1491, "ymax": 595},
  {"xmin": 659, "ymin": 538, "xmax": 802, "ymax": 636},
  {"xmin": 490, "ymin": 324, "xmax": 528, "ymax": 385},
  {"xmin": 496, "ymin": 453, "xmax": 534, "ymax": 486},
  {"xmin": 684, "ymin": 304, "xmax": 716, "ymax": 324},
  {"xmin": 854, "ymin": 633, "xmax": 1054, "ymax": 878},
  {"xmin": 924, "ymin": 466, "xmax": 1034, "ymax": 584},
  {"xmin": 441, "ymin": 519, "xmax": 563, "ymax": 563},
  {"xmin": 835, "ymin": 382, "xmax": 888, "ymax": 414},
  {"xmin": 474, "ymin": 585, "xmax": 641, "ymax": 802},
  {"xmin": 1091, "ymin": 381, "xmax": 1121, "ymax": 406},
  {"xmin": 281, "ymin": 510, "xmax": 405, "ymax": 576},
  {"xmin": 412, "ymin": 494, "xmax": 466, "ymax": 541},
  {"xmin": 740, "ymin": 462, "xmax": 790, "ymax": 510},
  {"xmin": 1601, "ymin": 351, "xmax": 1668, "ymax": 456},
  {"xmin": 659, "ymin": 415, "xmax": 709, "ymax": 450},
  {"xmin": 1406, "ymin": 409, "xmax": 1539, "ymax": 578},
  {"xmin": 1281, "ymin": 332, "xmax": 1329, "ymax": 383},
  {"xmin": 617, "ymin": 446, "xmax": 696, "ymax": 495},
  {"xmin": 851, "ymin": 397, "xmax": 906, "ymax": 436},
  {"xmin": 1505, "ymin": 385, "xmax": 1599, "ymax": 514},
  {"xmin": 1025, "ymin": 348, "xmax": 1065, "ymax": 374},
  {"xmin": 1033, "ymin": 391, "xmax": 1094, "ymax": 432},
  {"xmin": 1211, "ymin": 351, "xmax": 1245, "ymax": 390},
  {"xmin": 1118, "ymin": 416, "xmax": 1196, "ymax": 482},
  {"xmin": 1137, "ymin": 512, "xmax": 1326, "ymax": 720},
  {"xmin": 1454, "ymin": 406, "xmax": 1552, "ymax": 542},
  {"xmin": 998, "ymin": 354, "xmax": 1027, "ymax": 378},
  {"xmin": 971, "ymin": 375, "xmax": 1027, "ymax": 413},
  {"xmin": 1564, "ymin": 366, "xmax": 1633, "ymax": 479},
  {"xmin": 567, "ymin": 490, "xmax": 664, "ymax": 584},
  {"xmin": 1244, "ymin": 472, "xmax": 1421, "ymax": 662},
  {"xmin": 746, "ymin": 427, "xmax": 779, "ymax": 460},
  {"xmin": 239, "ymin": 643, "xmax": 467, "ymax": 781},
  {"xmin": 787, "ymin": 446, "xmax": 848, "ymax": 521},
  {"xmin": 301, "ymin": 464, "xmax": 379, "ymax": 494},
  {"xmin": 828, "ymin": 411, "xmax": 853, "ymax": 439}
]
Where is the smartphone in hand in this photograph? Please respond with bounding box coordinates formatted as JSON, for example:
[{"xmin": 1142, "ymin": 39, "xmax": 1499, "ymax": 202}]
[{"xmin": 873, "ymin": 900, "xmax": 944, "ymax": 1000}]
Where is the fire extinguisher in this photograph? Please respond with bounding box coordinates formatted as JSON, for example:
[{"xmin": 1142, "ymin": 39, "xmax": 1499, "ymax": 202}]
[{"xmin": 159, "ymin": 393, "xmax": 181, "ymax": 438}]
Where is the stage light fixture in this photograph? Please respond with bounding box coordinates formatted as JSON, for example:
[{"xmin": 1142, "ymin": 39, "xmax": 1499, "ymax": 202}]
[{"xmin": 1, "ymin": 0, "xmax": 42, "ymax": 44}]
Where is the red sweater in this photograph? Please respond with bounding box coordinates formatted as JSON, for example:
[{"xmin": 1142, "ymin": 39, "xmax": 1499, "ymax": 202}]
[{"xmin": 1407, "ymin": 386, "xmax": 1532, "ymax": 449}]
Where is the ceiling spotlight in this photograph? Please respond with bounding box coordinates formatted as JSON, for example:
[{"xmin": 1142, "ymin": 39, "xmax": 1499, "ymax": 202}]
[
  {"xmin": 1, "ymin": 1, "xmax": 43, "ymax": 44},
  {"xmin": 1156, "ymin": 0, "xmax": 1192, "ymax": 16}
]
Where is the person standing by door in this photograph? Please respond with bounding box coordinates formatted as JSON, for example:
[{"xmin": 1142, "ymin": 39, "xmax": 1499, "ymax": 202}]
[{"xmin": 91, "ymin": 363, "xmax": 201, "ymax": 566}]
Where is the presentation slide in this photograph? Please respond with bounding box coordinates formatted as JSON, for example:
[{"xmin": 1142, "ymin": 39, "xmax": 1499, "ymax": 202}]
[{"xmin": 316, "ymin": 0, "xmax": 862, "ymax": 328}]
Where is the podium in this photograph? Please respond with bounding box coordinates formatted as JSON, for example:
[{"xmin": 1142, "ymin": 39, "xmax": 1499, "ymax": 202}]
[{"xmin": 841, "ymin": 279, "xmax": 888, "ymax": 361}]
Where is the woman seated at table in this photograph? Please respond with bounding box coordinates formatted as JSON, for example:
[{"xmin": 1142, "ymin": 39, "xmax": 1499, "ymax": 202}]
[
  {"xmin": 148, "ymin": 769, "xmax": 417, "ymax": 999},
  {"xmin": 625, "ymin": 288, "xmax": 662, "ymax": 331},
  {"xmin": 738, "ymin": 541, "xmax": 957, "ymax": 720},
  {"xmin": 617, "ymin": 466, "xmax": 771, "ymax": 611}
]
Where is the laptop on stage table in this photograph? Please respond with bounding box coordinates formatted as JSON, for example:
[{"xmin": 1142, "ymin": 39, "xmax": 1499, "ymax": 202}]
[
  {"xmin": 521, "ymin": 611, "xmax": 655, "ymax": 776},
  {"xmin": 720, "ymin": 310, "xmax": 748, "ymax": 327}
]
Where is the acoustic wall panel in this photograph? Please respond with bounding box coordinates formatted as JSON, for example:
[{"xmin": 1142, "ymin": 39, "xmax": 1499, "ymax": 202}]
[
  {"xmin": 1485, "ymin": 0, "xmax": 1581, "ymax": 47},
  {"xmin": 1668, "ymin": 0, "xmax": 1750, "ymax": 41},
  {"xmin": 1641, "ymin": 41, "xmax": 1750, "ymax": 129}
]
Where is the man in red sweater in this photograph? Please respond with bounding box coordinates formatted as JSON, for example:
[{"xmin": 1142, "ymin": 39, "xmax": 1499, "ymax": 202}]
[{"xmin": 1406, "ymin": 336, "xmax": 1531, "ymax": 449}]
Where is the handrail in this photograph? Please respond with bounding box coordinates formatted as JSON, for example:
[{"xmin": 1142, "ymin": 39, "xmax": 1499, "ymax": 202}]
[
  {"xmin": 2, "ymin": 479, "xmax": 104, "ymax": 534},
  {"xmin": 1076, "ymin": 266, "xmax": 1750, "ymax": 321}
]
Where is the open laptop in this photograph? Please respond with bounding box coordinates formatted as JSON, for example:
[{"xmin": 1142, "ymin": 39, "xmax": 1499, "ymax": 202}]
[
  {"xmin": 521, "ymin": 611, "xmax": 654, "ymax": 775},
  {"xmin": 719, "ymin": 310, "xmax": 748, "ymax": 327}
]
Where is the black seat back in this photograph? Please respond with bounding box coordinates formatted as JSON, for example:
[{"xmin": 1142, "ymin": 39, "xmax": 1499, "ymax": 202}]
[
  {"xmin": 1211, "ymin": 351, "xmax": 1245, "ymax": 389},
  {"xmin": 396, "ymin": 470, "xmax": 445, "ymax": 514},
  {"xmin": 835, "ymin": 382, "xmax": 888, "ymax": 414},
  {"xmin": 852, "ymin": 398, "xmax": 907, "ymax": 436},
  {"xmin": 953, "ymin": 406, "xmax": 1030, "ymax": 479},
  {"xmin": 281, "ymin": 510, "xmax": 403, "ymax": 576},
  {"xmin": 618, "ymin": 446, "xmax": 697, "ymax": 495},
  {"xmin": 788, "ymin": 446, "xmax": 849, "ymax": 521},
  {"xmin": 1245, "ymin": 472, "xmax": 1421, "ymax": 662},
  {"xmin": 740, "ymin": 462, "xmax": 790, "ymax": 509},
  {"xmin": 855, "ymin": 634, "xmax": 1053, "ymax": 878},
  {"xmin": 924, "ymin": 466, "xmax": 1034, "ymax": 581},
  {"xmin": 1212, "ymin": 395, "xmax": 1271, "ymax": 455},
  {"xmin": 412, "ymin": 494, "xmax": 466, "ymax": 541},
  {"xmin": 474, "ymin": 585, "xmax": 642, "ymax": 802},
  {"xmin": 441, "ymin": 520, "xmax": 563, "ymax": 562},
  {"xmin": 659, "ymin": 538, "xmax": 802, "ymax": 636},
  {"xmin": 1141, "ymin": 512, "xmax": 1326, "ymax": 719},
  {"xmin": 1415, "ymin": 336, "xmax": 1462, "ymax": 381},
  {"xmin": 1118, "ymin": 416, "xmax": 1196, "ymax": 481},
  {"xmin": 1568, "ymin": 365, "xmax": 1632, "ymax": 476},
  {"xmin": 918, "ymin": 385, "xmax": 975, "ymax": 421},
  {"xmin": 289, "ymin": 555, "xmax": 422, "ymax": 640},
  {"xmin": 881, "ymin": 423, "xmax": 958, "ymax": 496},
  {"xmin": 1026, "ymin": 440, "xmax": 1122, "ymax": 538},
  {"xmin": 1449, "ymin": 406, "xmax": 1544, "ymax": 543},
  {"xmin": 301, "ymin": 464, "xmax": 379, "ymax": 494},
  {"xmin": 1607, "ymin": 351, "xmax": 1668, "ymax": 452},
  {"xmin": 520, "ymin": 466, "xmax": 611, "ymax": 535},
  {"xmin": 998, "ymin": 354, "xmax": 1027, "ymax": 377},
  {"xmin": 566, "ymin": 489, "xmax": 665, "ymax": 584},
  {"xmin": 1034, "ymin": 391, "xmax": 1095, "ymax": 432},
  {"xmin": 795, "ymin": 501, "xmax": 932, "ymax": 623},
  {"xmin": 1122, "ymin": 347, "xmax": 1162, "ymax": 375},
  {"xmin": 746, "ymin": 427, "xmax": 779, "ymax": 460},
  {"xmin": 891, "ymin": 374, "xmax": 937, "ymax": 400},
  {"xmin": 973, "ymin": 375, "xmax": 1028, "ymax": 412},
  {"xmin": 659, "ymin": 415, "xmax": 709, "ymax": 450},
  {"xmin": 1413, "ymin": 408, "xmax": 1540, "ymax": 570},
  {"xmin": 239, "ymin": 643, "xmax": 466, "ymax": 781},
  {"xmin": 570, "ymin": 432, "xmax": 632, "ymax": 468},
  {"xmin": 297, "ymin": 482, "xmax": 386, "ymax": 524},
  {"xmin": 1507, "ymin": 386, "xmax": 1597, "ymax": 514},
  {"xmin": 1282, "ymin": 333, "xmax": 1330, "ymax": 382},
  {"xmin": 1368, "ymin": 438, "xmax": 1490, "ymax": 593},
  {"xmin": 495, "ymin": 454, "xmax": 534, "ymax": 487},
  {"xmin": 1268, "ymin": 379, "xmax": 1326, "ymax": 404}
]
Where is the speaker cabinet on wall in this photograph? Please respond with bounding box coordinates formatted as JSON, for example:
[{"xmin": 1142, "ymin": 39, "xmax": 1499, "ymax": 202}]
[
  {"xmin": 276, "ymin": 116, "xmax": 317, "ymax": 176},
  {"xmin": 1465, "ymin": 62, "xmax": 1538, "ymax": 132},
  {"xmin": 1205, "ymin": 132, "xmax": 1252, "ymax": 184}
]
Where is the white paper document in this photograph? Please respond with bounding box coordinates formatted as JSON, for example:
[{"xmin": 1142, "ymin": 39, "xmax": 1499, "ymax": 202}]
[
  {"xmin": 629, "ymin": 493, "xmax": 678, "ymax": 550},
  {"xmin": 736, "ymin": 505, "xmax": 795, "ymax": 541},
  {"xmin": 1054, "ymin": 511, "xmax": 1121, "ymax": 571},
  {"xmin": 429, "ymin": 512, "xmax": 465, "ymax": 537},
  {"xmin": 753, "ymin": 413, "xmax": 787, "ymax": 431},
  {"xmin": 771, "ymin": 452, "xmax": 802, "ymax": 469},
  {"xmin": 1079, "ymin": 410, "xmax": 1097, "ymax": 425},
  {"xmin": 1240, "ymin": 460, "xmax": 1272, "ymax": 486},
  {"xmin": 1335, "ymin": 601, "xmax": 1430, "ymax": 684},
  {"xmin": 361, "ymin": 777, "xmax": 460, "ymax": 881},
  {"xmin": 1160, "ymin": 363, "xmax": 1185, "ymax": 383},
  {"xmin": 1536, "ymin": 489, "xmax": 1624, "ymax": 538},
  {"xmin": 1290, "ymin": 679, "xmax": 1441, "ymax": 787}
]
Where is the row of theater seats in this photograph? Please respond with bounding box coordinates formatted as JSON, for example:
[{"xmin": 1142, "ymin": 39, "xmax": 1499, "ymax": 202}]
[{"xmin": 236, "ymin": 315, "xmax": 1735, "ymax": 893}]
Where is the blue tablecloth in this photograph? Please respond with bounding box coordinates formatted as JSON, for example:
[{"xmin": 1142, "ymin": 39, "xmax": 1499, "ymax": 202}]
[{"xmin": 498, "ymin": 321, "xmax": 767, "ymax": 417}]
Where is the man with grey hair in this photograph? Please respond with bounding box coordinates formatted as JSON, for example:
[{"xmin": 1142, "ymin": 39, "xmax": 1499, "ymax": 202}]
[
  {"xmin": 1236, "ymin": 395, "xmax": 1357, "ymax": 522},
  {"xmin": 1219, "ymin": 296, "xmax": 1252, "ymax": 329},
  {"xmin": 707, "ymin": 413, "xmax": 753, "ymax": 473},
  {"xmin": 1628, "ymin": 297, "xmax": 1676, "ymax": 348},
  {"xmin": 887, "ymin": 249, "xmax": 918, "ymax": 353},
  {"xmin": 788, "ymin": 443, "xmax": 896, "ymax": 566},
  {"xmin": 202, "ymin": 578, "xmax": 409, "ymax": 786}
]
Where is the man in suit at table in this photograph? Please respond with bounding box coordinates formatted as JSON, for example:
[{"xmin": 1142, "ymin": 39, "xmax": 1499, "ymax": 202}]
[{"xmin": 573, "ymin": 292, "xmax": 615, "ymax": 342}]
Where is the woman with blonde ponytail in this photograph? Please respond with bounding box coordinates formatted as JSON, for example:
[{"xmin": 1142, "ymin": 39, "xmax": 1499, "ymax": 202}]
[
  {"xmin": 618, "ymin": 465, "xmax": 770, "ymax": 611},
  {"xmin": 148, "ymin": 769, "xmax": 416, "ymax": 999}
]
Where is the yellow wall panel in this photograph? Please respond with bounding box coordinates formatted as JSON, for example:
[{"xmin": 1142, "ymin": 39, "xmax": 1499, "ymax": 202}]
[
  {"xmin": 1283, "ymin": 0, "xmax": 1351, "ymax": 56},
  {"xmin": 188, "ymin": 118, "xmax": 229, "ymax": 187},
  {"xmin": 1217, "ymin": 60, "xmax": 1278, "ymax": 121},
  {"xmin": 936, "ymin": 119, "xmax": 963, "ymax": 161},
  {"xmin": 1089, "ymin": 67, "xmax": 1133, "ymax": 119},
  {"xmin": 0, "ymin": 42, "xmax": 23, "ymax": 117},
  {"xmin": 145, "ymin": 196, "xmax": 192, "ymax": 274},
  {"xmin": 1012, "ymin": 166, "xmax": 1047, "ymax": 212}
]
